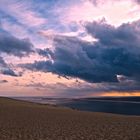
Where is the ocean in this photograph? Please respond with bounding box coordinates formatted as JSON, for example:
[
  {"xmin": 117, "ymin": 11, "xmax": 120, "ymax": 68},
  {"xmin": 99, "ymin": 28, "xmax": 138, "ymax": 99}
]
[{"xmin": 12, "ymin": 96, "xmax": 140, "ymax": 115}]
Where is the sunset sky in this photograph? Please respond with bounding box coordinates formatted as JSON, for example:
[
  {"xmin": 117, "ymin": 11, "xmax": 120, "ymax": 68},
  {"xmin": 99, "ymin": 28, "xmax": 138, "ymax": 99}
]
[{"xmin": 0, "ymin": 0, "xmax": 140, "ymax": 97}]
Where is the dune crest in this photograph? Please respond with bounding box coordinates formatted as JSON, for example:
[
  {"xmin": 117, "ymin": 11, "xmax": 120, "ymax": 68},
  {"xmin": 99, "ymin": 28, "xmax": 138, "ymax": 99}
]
[{"xmin": 0, "ymin": 97, "xmax": 140, "ymax": 140}]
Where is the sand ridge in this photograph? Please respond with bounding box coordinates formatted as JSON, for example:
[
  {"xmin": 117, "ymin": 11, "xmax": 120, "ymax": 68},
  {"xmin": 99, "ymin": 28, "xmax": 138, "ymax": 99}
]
[{"xmin": 0, "ymin": 97, "xmax": 140, "ymax": 140}]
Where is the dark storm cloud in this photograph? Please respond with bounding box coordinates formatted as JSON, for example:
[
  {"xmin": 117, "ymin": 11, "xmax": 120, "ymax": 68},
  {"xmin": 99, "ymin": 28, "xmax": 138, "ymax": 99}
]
[
  {"xmin": 0, "ymin": 31, "xmax": 34, "ymax": 57},
  {"xmin": 0, "ymin": 56, "xmax": 19, "ymax": 77},
  {"xmin": 22, "ymin": 19, "xmax": 140, "ymax": 85},
  {"xmin": 85, "ymin": 19, "xmax": 140, "ymax": 48},
  {"xmin": 84, "ymin": 20, "xmax": 140, "ymax": 81},
  {"xmin": 1, "ymin": 69, "xmax": 20, "ymax": 77},
  {"xmin": 0, "ymin": 29, "xmax": 35, "ymax": 76},
  {"xmin": 22, "ymin": 36, "xmax": 118, "ymax": 83},
  {"xmin": 37, "ymin": 48, "xmax": 54, "ymax": 58},
  {"xmin": 0, "ymin": 56, "xmax": 7, "ymax": 67}
]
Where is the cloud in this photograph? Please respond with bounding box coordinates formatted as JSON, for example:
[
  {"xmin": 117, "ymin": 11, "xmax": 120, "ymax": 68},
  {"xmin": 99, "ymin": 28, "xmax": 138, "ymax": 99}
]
[
  {"xmin": 0, "ymin": 56, "xmax": 19, "ymax": 77},
  {"xmin": 0, "ymin": 31, "xmax": 34, "ymax": 57},
  {"xmin": 20, "ymin": 36, "xmax": 118, "ymax": 83},
  {"xmin": 135, "ymin": 0, "xmax": 140, "ymax": 4},
  {"xmin": 60, "ymin": 0, "xmax": 140, "ymax": 27},
  {"xmin": 23, "ymin": 81, "xmax": 104, "ymax": 97},
  {"xmin": 0, "ymin": 0, "xmax": 46, "ymax": 27},
  {"xmin": 0, "ymin": 56, "xmax": 8, "ymax": 68},
  {"xmin": 89, "ymin": 0, "xmax": 140, "ymax": 5},
  {"xmin": 23, "ymin": 79, "xmax": 140, "ymax": 97},
  {"xmin": 21, "ymin": 19, "xmax": 140, "ymax": 86},
  {"xmin": 37, "ymin": 48, "xmax": 54, "ymax": 58},
  {"xmin": 1, "ymin": 69, "xmax": 20, "ymax": 77},
  {"xmin": 0, "ymin": 29, "xmax": 34, "ymax": 76},
  {"xmin": 0, "ymin": 80, "xmax": 8, "ymax": 83},
  {"xmin": 88, "ymin": 0, "xmax": 100, "ymax": 5}
]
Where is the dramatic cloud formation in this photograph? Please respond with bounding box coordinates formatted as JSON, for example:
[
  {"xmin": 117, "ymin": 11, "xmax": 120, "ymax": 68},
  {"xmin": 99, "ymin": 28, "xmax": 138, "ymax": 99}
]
[
  {"xmin": 22, "ymin": 19, "xmax": 140, "ymax": 86},
  {"xmin": 0, "ymin": 29, "xmax": 34, "ymax": 76},
  {"xmin": 0, "ymin": 56, "xmax": 18, "ymax": 76},
  {"xmin": 1, "ymin": 0, "xmax": 140, "ymax": 96},
  {"xmin": 0, "ymin": 31, "xmax": 34, "ymax": 57}
]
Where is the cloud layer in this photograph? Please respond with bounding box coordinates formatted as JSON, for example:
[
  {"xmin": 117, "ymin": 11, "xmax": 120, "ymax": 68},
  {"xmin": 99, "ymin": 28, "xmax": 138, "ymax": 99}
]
[
  {"xmin": 0, "ymin": 30, "xmax": 34, "ymax": 76},
  {"xmin": 22, "ymin": 19, "xmax": 140, "ymax": 85},
  {"xmin": 1, "ymin": 0, "xmax": 140, "ymax": 96},
  {"xmin": 0, "ymin": 31, "xmax": 34, "ymax": 57},
  {"xmin": 0, "ymin": 56, "xmax": 18, "ymax": 76}
]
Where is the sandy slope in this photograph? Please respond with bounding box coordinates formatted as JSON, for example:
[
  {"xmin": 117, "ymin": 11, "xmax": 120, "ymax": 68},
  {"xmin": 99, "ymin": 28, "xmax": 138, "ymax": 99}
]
[{"xmin": 0, "ymin": 97, "xmax": 140, "ymax": 140}]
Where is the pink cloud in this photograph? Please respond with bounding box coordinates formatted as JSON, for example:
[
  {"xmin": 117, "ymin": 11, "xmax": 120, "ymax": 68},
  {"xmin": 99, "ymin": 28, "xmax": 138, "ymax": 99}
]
[
  {"xmin": 59, "ymin": 0, "xmax": 140, "ymax": 26},
  {"xmin": 0, "ymin": 0, "xmax": 46, "ymax": 27}
]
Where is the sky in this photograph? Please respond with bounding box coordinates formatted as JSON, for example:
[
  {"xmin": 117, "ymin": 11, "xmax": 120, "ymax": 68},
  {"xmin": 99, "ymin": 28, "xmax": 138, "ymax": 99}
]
[{"xmin": 0, "ymin": 0, "xmax": 140, "ymax": 97}]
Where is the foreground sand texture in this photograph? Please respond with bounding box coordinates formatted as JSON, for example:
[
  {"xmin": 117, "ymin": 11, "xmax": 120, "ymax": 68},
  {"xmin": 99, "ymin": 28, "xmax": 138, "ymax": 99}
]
[{"xmin": 0, "ymin": 98, "xmax": 140, "ymax": 140}]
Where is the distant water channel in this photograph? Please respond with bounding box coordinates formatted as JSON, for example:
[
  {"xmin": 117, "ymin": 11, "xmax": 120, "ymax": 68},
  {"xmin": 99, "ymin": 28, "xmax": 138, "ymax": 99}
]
[{"xmin": 13, "ymin": 97, "xmax": 140, "ymax": 115}]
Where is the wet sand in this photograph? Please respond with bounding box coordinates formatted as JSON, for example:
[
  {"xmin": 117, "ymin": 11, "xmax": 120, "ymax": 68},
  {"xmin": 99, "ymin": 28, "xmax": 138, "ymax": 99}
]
[{"xmin": 0, "ymin": 97, "xmax": 140, "ymax": 140}]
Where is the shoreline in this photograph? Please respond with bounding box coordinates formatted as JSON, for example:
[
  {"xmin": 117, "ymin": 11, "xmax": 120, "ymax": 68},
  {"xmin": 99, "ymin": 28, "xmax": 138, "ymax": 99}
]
[{"xmin": 10, "ymin": 97, "xmax": 140, "ymax": 116}]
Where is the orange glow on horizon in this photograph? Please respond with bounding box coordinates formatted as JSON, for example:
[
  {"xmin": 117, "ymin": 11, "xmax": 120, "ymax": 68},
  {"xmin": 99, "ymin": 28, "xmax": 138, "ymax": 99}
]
[{"xmin": 101, "ymin": 92, "xmax": 140, "ymax": 97}]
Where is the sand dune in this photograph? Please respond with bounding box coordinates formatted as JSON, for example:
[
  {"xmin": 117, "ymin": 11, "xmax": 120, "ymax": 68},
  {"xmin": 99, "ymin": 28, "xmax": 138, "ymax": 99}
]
[{"xmin": 0, "ymin": 97, "xmax": 140, "ymax": 140}]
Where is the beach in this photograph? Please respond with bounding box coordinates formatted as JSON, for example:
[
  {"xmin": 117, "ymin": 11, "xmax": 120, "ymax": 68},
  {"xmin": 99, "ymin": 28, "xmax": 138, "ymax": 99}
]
[{"xmin": 0, "ymin": 97, "xmax": 140, "ymax": 140}]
